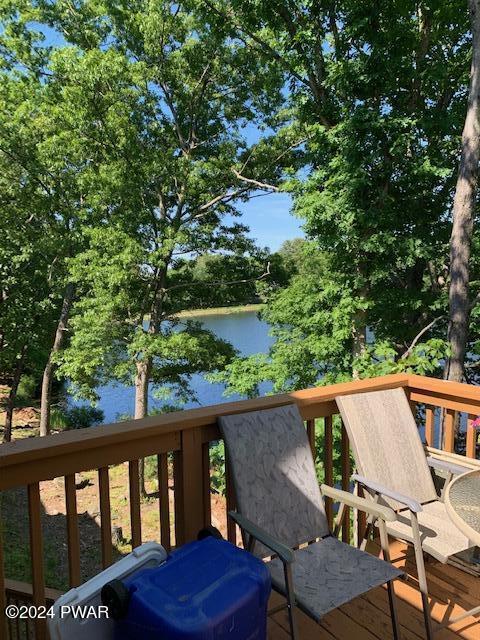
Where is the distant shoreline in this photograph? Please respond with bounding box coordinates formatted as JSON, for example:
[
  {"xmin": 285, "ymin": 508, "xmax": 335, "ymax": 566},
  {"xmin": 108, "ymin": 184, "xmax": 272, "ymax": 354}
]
[{"xmin": 175, "ymin": 303, "xmax": 265, "ymax": 318}]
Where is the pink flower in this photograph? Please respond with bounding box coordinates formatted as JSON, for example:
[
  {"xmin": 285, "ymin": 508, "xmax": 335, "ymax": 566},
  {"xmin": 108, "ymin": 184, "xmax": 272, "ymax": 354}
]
[{"xmin": 472, "ymin": 416, "xmax": 480, "ymax": 429}]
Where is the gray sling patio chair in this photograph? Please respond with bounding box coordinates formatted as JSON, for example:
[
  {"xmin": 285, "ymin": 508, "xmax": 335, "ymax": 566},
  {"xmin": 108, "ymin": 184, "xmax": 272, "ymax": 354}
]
[
  {"xmin": 336, "ymin": 387, "xmax": 478, "ymax": 640},
  {"xmin": 218, "ymin": 404, "xmax": 403, "ymax": 640}
]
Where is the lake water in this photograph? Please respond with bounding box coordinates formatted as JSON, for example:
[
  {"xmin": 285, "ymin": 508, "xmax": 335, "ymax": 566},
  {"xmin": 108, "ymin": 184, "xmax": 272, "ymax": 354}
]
[
  {"xmin": 67, "ymin": 311, "xmax": 473, "ymax": 454},
  {"xmin": 69, "ymin": 310, "xmax": 274, "ymax": 424}
]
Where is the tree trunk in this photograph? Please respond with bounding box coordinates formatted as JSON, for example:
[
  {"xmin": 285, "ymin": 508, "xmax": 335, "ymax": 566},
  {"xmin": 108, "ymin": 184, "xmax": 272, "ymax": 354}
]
[
  {"xmin": 135, "ymin": 358, "xmax": 151, "ymax": 497},
  {"xmin": 39, "ymin": 283, "xmax": 75, "ymax": 436},
  {"xmin": 134, "ymin": 359, "xmax": 150, "ymax": 421},
  {"xmin": 3, "ymin": 345, "xmax": 27, "ymax": 443},
  {"xmin": 446, "ymin": 0, "xmax": 480, "ymax": 382}
]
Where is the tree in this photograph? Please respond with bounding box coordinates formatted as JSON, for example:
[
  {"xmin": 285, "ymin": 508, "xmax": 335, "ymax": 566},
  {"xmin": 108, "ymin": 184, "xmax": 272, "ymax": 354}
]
[
  {"xmin": 0, "ymin": 128, "xmax": 59, "ymax": 441},
  {"xmin": 203, "ymin": 2, "xmax": 473, "ymax": 391},
  {"xmin": 445, "ymin": 0, "xmax": 480, "ymax": 382},
  {"xmin": 25, "ymin": 0, "xmax": 295, "ymax": 488},
  {"xmin": 0, "ymin": 38, "xmax": 64, "ymax": 440},
  {"xmin": 0, "ymin": 5, "xmax": 89, "ymax": 438}
]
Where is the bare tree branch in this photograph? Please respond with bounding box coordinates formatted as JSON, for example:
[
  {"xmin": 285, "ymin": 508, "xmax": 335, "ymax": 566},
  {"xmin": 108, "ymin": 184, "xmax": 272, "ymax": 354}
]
[
  {"xmin": 401, "ymin": 315, "xmax": 445, "ymax": 359},
  {"xmin": 197, "ymin": 186, "xmax": 250, "ymax": 213},
  {"xmin": 231, "ymin": 169, "xmax": 279, "ymax": 191}
]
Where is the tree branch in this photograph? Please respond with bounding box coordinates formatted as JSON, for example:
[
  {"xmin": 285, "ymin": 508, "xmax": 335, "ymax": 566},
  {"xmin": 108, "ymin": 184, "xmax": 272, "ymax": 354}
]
[
  {"xmin": 231, "ymin": 169, "xmax": 279, "ymax": 191},
  {"xmin": 401, "ymin": 315, "xmax": 445, "ymax": 359},
  {"xmin": 201, "ymin": 0, "xmax": 310, "ymax": 89}
]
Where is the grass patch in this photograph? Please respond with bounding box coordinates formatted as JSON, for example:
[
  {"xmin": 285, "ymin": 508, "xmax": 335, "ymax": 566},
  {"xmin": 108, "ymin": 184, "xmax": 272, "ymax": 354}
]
[{"xmin": 175, "ymin": 303, "xmax": 264, "ymax": 318}]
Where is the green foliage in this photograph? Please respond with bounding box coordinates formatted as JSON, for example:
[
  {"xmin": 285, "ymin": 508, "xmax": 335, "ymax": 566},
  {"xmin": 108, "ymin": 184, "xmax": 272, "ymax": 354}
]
[
  {"xmin": 16, "ymin": 375, "xmax": 38, "ymax": 404},
  {"xmin": 173, "ymin": 252, "xmax": 269, "ymax": 309},
  {"xmin": 61, "ymin": 406, "xmax": 104, "ymax": 430},
  {"xmin": 61, "ymin": 406, "xmax": 105, "ymax": 430},
  {"xmin": 144, "ymin": 456, "xmax": 158, "ymax": 482},
  {"xmin": 207, "ymin": 1, "xmax": 473, "ymax": 394},
  {"xmin": 1, "ymin": 0, "xmax": 477, "ymax": 427},
  {"xmin": 210, "ymin": 441, "xmax": 226, "ymax": 495},
  {"xmin": 313, "ymin": 416, "xmax": 346, "ymax": 487},
  {"xmin": 353, "ymin": 339, "xmax": 450, "ymax": 379},
  {"xmin": 12, "ymin": 0, "xmax": 289, "ymax": 411},
  {"xmin": 49, "ymin": 407, "xmax": 69, "ymax": 430}
]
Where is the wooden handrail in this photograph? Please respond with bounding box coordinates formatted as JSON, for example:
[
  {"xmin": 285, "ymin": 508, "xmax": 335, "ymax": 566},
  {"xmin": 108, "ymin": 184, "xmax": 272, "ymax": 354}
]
[
  {"xmin": 0, "ymin": 374, "xmax": 410, "ymax": 491},
  {"xmin": 408, "ymin": 373, "xmax": 480, "ymax": 401},
  {"xmin": 407, "ymin": 373, "xmax": 480, "ymax": 414}
]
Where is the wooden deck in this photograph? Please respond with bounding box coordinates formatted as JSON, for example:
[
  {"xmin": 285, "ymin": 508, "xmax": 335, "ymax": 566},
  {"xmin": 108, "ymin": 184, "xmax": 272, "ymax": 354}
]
[
  {"xmin": 267, "ymin": 540, "xmax": 480, "ymax": 640},
  {"xmin": 2, "ymin": 373, "xmax": 480, "ymax": 640}
]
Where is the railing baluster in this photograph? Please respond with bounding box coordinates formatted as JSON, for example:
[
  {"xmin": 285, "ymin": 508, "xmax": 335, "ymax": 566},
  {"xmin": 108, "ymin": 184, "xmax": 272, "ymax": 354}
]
[
  {"xmin": 306, "ymin": 419, "xmax": 316, "ymax": 459},
  {"xmin": 179, "ymin": 429, "xmax": 205, "ymax": 543},
  {"xmin": 15, "ymin": 602, "xmax": 21, "ymax": 640},
  {"xmin": 409, "ymin": 399, "xmax": 417, "ymax": 417},
  {"xmin": 443, "ymin": 409, "xmax": 456, "ymax": 453},
  {"xmin": 0, "ymin": 524, "xmax": 7, "ymax": 640},
  {"xmin": 202, "ymin": 443, "xmax": 212, "ymax": 528},
  {"xmin": 64, "ymin": 474, "xmax": 81, "ymax": 586},
  {"xmin": 98, "ymin": 467, "xmax": 113, "ymax": 567},
  {"xmin": 173, "ymin": 450, "xmax": 185, "ymax": 547},
  {"xmin": 324, "ymin": 415, "xmax": 333, "ymax": 529},
  {"xmin": 15, "ymin": 597, "xmax": 21, "ymax": 640},
  {"xmin": 466, "ymin": 414, "xmax": 478, "ymax": 460},
  {"xmin": 341, "ymin": 421, "xmax": 350, "ymax": 543},
  {"xmin": 225, "ymin": 452, "xmax": 237, "ymax": 545},
  {"xmin": 356, "ymin": 483, "xmax": 367, "ymax": 547},
  {"xmin": 128, "ymin": 461, "xmax": 142, "ymax": 549},
  {"xmin": 425, "ymin": 406, "xmax": 435, "ymax": 446},
  {"xmin": 27, "ymin": 483, "xmax": 46, "ymax": 640},
  {"xmin": 157, "ymin": 453, "xmax": 171, "ymax": 551}
]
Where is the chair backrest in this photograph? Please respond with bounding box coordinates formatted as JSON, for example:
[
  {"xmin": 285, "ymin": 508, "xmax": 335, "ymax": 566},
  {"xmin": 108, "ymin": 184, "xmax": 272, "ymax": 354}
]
[
  {"xmin": 336, "ymin": 388, "xmax": 437, "ymax": 510},
  {"xmin": 218, "ymin": 404, "xmax": 330, "ymax": 558}
]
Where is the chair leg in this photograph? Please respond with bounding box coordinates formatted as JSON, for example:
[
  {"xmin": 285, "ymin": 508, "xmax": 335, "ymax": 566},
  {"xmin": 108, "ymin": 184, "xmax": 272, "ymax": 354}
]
[
  {"xmin": 410, "ymin": 514, "xmax": 434, "ymax": 640},
  {"xmin": 420, "ymin": 589, "xmax": 434, "ymax": 640},
  {"xmin": 387, "ymin": 581, "xmax": 401, "ymax": 640},
  {"xmin": 283, "ymin": 562, "xmax": 299, "ymax": 640},
  {"xmin": 378, "ymin": 520, "xmax": 402, "ymax": 640}
]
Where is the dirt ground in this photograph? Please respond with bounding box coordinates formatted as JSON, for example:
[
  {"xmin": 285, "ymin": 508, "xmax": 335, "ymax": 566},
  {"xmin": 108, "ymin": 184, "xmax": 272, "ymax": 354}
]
[
  {"xmin": 1, "ymin": 453, "xmax": 230, "ymax": 592},
  {"xmin": 0, "ymin": 385, "xmax": 41, "ymax": 442}
]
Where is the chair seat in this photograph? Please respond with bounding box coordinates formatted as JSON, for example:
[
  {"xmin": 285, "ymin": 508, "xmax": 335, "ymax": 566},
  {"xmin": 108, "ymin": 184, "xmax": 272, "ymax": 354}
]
[
  {"xmin": 387, "ymin": 500, "xmax": 472, "ymax": 563},
  {"xmin": 268, "ymin": 535, "xmax": 402, "ymax": 622}
]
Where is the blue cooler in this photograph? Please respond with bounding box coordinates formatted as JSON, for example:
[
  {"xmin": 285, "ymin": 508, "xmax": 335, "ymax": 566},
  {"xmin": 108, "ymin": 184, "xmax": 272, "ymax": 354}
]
[{"xmin": 111, "ymin": 537, "xmax": 271, "ymax": 640}]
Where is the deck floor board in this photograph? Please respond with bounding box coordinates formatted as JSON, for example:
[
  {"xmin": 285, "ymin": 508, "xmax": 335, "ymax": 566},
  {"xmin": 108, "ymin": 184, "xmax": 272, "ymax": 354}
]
[{"xmin": 267, "ymin": 540, "xmax": 480, "ymax": 640}]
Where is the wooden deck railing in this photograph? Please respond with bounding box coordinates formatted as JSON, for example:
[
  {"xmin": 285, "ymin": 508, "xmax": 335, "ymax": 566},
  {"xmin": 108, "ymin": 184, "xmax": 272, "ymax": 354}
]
[{"xmin": 1, "ymin": 373, "xmax": 479, "ymax": 639}]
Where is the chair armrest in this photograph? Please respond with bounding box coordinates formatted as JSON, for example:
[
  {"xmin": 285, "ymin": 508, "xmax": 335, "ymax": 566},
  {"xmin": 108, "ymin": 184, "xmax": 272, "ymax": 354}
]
[
  {"xmin": 427, "ymin": 456, "xmax": 469, "ymax": 476},
  {"xmin": 320, "ymin": 484, "xmax": 397, "ymax": 522},
  {"xmin": 351, "ymin": 474, "xmax": 423, "ymax": 513},
  {"xmin": 228, "ymin": 511, "xmax": 294, "ymax": 564}
]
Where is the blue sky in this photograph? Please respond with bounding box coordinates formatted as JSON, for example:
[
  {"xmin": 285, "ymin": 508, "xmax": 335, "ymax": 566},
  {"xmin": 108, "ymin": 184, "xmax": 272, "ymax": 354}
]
[
  {"xmin": 236, "ymin": 192, "xmax": 303, "ymax": 252},
  {"xmin": 239, "ymin": 123, "xmax": 304, "ymax": 251}
]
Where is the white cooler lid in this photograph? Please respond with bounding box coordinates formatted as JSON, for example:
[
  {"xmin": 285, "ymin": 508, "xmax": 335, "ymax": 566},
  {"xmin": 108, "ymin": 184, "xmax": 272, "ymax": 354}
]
[{"xmin": 48, "ymin": 541, "xmax": 167, "ymax": 640}]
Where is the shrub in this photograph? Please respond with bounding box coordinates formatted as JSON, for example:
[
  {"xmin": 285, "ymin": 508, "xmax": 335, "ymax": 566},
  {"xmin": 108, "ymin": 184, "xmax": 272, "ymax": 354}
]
[
  {"xmin": 210, "ymin": 441, "xmax": 226, "ymax": 495},
  {"xmin": 16, "ymin": 374, "xmax": 37, "ymax": 404},
  {"xmin": 63, "ymin": 406, "xmax": 104, "ymax": 430}
]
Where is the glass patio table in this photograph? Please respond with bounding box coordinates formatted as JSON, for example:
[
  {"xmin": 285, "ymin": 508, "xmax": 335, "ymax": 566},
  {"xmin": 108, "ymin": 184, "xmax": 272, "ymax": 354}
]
[{"xmin": 445, "ymin": 469, "xmax": 480, "ymax": 547}]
